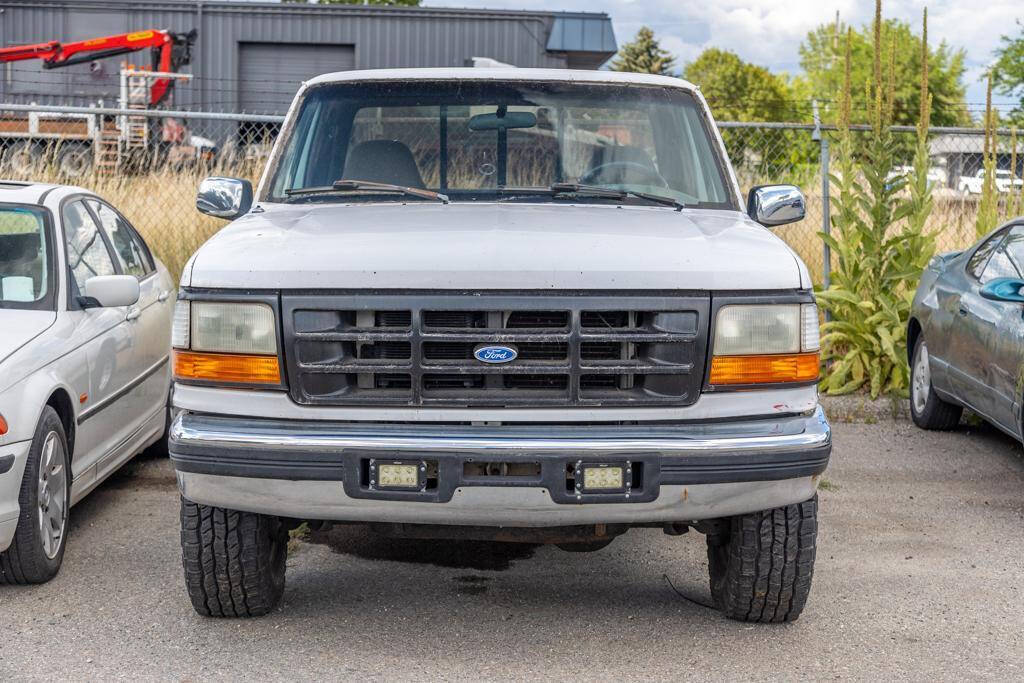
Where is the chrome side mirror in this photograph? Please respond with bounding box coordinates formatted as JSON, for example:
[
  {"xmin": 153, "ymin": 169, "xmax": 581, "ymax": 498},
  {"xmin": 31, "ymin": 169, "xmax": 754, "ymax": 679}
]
[
  {"xmin": 82, "ymin": 275, "xmax": 140, "ymax": 308},
  {"xmin": 747, "ymin": 184, "xmax": 805, "ymax": 227},
  {"xmin": 196, "ymin": 177, "xmax": 253, "ymax": 220},
  {"xmin": 980, "ymin": 277, "xmax": 1024, "ymax": 303}
]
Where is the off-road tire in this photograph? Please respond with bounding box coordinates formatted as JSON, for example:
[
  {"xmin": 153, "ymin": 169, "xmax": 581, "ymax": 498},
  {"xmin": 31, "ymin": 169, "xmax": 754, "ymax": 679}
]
[
  {"xmin": 910, "ymin": 337, "xmax": 962, "ymax": 430},
  {"xmin": 0, "ymin": 407, "xmax": 70, "ymax": 584},
  {"xmin": 706, "ymin": 496, "xmax": 818, "ymax": 623},
  {"xmin": 180, "ymin": 497, "xmax": 287, "ymax": 617}
]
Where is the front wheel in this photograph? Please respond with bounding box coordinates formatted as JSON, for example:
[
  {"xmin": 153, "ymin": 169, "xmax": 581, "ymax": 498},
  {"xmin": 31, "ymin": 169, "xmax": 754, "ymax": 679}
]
[
  {"xmin": 910, "ymin": 337, "xmax": 962, "ymax": 430},
  {"xmin": 706, "ymin": 496, "xmax": 818, "ymax": 623},
  {"xmin": 0, "ymin": 406, "xmax": 70, "ymax": 584},
  {"xmin": 179, "ymin": 498, "xmax": 288, "ymax": 617}
]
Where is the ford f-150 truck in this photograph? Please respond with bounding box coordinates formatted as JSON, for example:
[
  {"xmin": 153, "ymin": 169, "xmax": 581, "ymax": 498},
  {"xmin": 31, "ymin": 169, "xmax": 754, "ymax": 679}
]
[{"xmin": 169, "ymin": 68, "xmax": 830, "ymax": 622}]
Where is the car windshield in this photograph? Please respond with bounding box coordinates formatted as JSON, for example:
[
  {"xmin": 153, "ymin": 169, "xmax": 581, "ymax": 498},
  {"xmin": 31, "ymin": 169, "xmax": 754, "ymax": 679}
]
[
  {"xmin": 0, "ymin": 204, "xmax": 53, "ymax": 310},
  {"xmin": 268, "ymin": 79, "xmax": 735, "ymax": 209}
]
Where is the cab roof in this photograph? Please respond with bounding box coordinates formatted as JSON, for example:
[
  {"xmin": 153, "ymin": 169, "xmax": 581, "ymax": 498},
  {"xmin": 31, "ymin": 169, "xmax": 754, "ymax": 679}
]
[
  {"xmin": 303, "ymin": 67, "xmax": 699, "ymax": 93},
  {"xmin": 0, "ymin": 180, "xmax": 90, "ymax": 205}
]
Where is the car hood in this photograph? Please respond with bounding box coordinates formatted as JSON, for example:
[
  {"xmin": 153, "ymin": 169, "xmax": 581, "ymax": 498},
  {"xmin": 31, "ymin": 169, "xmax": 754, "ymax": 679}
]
[
  {"xmin": 0, "ymin": 309, "xmax": 56, "ymax": 366},
  {"xmin": 185, "ymin": 202, "xmax": 807, "ymax": 290}
]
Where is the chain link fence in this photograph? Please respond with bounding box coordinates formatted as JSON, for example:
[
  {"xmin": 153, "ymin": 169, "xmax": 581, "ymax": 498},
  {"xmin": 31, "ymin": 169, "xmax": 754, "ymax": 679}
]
[{"xmin": 1, "ymin": 102, "xmax": 1021, "ymax": 284}]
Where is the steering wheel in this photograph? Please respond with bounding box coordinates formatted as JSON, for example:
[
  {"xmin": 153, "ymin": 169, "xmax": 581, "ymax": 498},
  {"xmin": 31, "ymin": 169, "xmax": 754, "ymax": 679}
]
[{"xmin": 580, "ymin": 161, "xmax": 668, "ymax": 187}]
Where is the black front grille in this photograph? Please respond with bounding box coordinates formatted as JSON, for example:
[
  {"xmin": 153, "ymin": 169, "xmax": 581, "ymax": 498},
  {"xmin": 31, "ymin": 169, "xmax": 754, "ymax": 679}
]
[{"xmin": 283, "ymin": 293, "xmax": 709, "ymax": 407}]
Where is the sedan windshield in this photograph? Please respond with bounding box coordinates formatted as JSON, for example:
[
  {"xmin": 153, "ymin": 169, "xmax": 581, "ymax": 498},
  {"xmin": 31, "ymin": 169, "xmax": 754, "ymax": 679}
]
[
  {"xmin": 0, "ymin": 204, "xmax": 53, "ymax": 310},
  {"xmin": 268, "ymin": 80, "xmax": 735, "ymax": 209}
]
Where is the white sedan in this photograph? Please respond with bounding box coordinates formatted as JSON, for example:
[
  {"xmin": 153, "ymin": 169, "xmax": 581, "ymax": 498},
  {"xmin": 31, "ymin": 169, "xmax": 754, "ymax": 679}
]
[{"xmin": 0, "ymin": 181, "xmax": 174, "ymax": 583}]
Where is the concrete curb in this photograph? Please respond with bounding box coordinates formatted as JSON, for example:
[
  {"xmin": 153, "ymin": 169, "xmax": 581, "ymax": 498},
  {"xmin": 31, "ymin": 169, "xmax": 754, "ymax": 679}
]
[{"xmin": 820, "ymin": 394, "xmax": 910, "ymax": 423}]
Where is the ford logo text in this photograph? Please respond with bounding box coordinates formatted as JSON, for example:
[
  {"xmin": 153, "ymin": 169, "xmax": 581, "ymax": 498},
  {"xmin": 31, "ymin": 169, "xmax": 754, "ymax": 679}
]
[{"xmin": 474, "ymin": 345, "xmax": 518, "ymax": 364}]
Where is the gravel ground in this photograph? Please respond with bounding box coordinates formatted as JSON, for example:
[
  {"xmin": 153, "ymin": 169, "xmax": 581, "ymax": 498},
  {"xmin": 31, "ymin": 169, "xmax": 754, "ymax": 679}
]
[{"xmin": 1, "ymin": 419, "xmax": 1023, "ymax": 681}]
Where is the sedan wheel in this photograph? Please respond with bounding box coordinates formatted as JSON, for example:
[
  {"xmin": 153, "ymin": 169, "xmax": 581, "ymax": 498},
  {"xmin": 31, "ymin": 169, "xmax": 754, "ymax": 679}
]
[
  {"xmin": 37, "ymin": 432, "xmax": 68, "ymax": 559},
  {"xmin": 909, "ymin": 336, "xmax": 963, "ymax": 430},
  {"xmin": 911, "ymin": 341, "xmax": 931, "ymax": 415},
  {"xmin": 0, "ymin": 406, "xmax": 71, "ymax": 584}
]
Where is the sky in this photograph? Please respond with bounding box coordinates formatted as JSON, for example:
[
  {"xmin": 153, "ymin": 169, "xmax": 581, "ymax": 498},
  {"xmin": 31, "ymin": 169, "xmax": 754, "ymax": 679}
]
[{"xmin": 424, "ymin": 0, "xmax": 1021, "ymax": 116}]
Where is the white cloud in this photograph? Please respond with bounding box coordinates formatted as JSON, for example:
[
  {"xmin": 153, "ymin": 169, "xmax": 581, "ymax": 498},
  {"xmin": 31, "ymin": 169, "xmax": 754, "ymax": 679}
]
[{"xmin": 424, "ymin": 0, "xmax": 1020, "ymax": 109}]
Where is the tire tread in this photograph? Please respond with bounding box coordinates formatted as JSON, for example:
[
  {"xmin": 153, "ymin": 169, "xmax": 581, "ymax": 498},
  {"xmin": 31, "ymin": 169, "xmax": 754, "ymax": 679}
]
[
  {"xmin": 179, "ymin": 497, "xmax": 285, "ymax": 617},
  {"xmin": 708, "ymin": 496, "xmax": 818, "ymax": 623}
]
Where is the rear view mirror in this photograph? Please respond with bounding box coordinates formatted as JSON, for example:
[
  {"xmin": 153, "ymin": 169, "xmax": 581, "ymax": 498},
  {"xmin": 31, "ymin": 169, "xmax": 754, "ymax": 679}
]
[
  {"xmin": 980, "ymin": 277, "xmax": 1024, "ymax": 303},
  {"xmin": 197, "ymin": 177, "xmax": 253, "ymax": 220},
  {"xmin": 747, "ymin": 185, "xmax": 805, "ymax": 227},
  {"xmin": 468, "ymin": 111, "xmax": 537, "ymax": 132},
  {"xmin": 81, "ymin": 275, "xmax": 140, "ymax": 308}
]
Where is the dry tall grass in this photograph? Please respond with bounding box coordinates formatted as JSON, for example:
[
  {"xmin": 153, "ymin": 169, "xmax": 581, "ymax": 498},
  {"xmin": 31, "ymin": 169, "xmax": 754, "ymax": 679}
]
[
  {"xmin": 2, "ymin": 165, "xmax": 1009, "ymax": 285},
  {"xmin": 5, "ymin": 166, "xmax": 260, "ymax": 280},
  {"xmin": 777, "ymin": 190, "xmax": 992, "ymax": 284}
]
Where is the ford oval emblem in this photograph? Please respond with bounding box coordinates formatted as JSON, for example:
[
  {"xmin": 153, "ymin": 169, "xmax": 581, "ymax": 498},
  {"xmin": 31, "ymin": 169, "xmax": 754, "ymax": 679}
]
[{"xmin": 474, "ymin": 344, "xmax": 518, "ymax": 364}]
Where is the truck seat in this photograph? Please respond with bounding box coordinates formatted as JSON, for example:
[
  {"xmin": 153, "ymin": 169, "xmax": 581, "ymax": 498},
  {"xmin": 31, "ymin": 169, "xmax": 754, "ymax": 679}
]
[{"xmin": 342, "ymin": 140, "xmax": 426, "ymax": 189}]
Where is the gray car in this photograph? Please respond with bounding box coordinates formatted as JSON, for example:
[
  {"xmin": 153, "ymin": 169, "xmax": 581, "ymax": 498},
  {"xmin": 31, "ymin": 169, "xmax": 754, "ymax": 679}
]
[{"xmin": 909, "ymin": 218, "xmax": 1024, "ymax": 437}]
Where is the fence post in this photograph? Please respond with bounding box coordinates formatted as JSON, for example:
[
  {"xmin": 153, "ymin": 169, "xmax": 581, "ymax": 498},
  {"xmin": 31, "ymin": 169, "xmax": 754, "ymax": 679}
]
[
  {"xmin": 812, "ymin": 101, "xmax": 831, "ymax": 288},
  {"xmin": 812, "ymin": 101, "xmax": 832, "ymax": 314}
]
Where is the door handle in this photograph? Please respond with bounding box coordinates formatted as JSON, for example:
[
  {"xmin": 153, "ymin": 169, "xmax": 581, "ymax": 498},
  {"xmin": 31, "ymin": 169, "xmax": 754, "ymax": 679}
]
[
  {"xmin": 158, "ymin": 290, "xmax": 170, "ymax": 302},
  {"xmin": 958, "ymin": 306, "xmax": 969, "ymax": 317},
  {"xmin": 126, "ymin": 308, "xmax": 141, "ymax": 321}
]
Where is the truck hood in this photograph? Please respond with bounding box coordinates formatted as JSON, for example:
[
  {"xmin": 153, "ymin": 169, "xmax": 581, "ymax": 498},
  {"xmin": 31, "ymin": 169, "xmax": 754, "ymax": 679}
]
[
  {"xmin": 186, "ymin": 203, "xmax": 807, "ymax": 290},
  {"xmin": 0, "ymin": 309, "xmax": 56, "ymax": 366}
]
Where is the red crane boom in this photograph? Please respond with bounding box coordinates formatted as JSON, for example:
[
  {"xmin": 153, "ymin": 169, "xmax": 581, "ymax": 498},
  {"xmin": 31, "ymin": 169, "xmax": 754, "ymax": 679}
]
[{"xmin": 0, "ymin": 29, "xmax": 197, "ymax": 107}]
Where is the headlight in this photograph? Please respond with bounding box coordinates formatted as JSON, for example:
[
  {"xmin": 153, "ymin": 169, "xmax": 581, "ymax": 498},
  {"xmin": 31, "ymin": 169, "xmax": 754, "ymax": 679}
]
[
  {"xmin": 172, "ymin": 300, "xmax": 282, "ymax": 386},
  {"xmin": 190, "ymin": 302, "xmax": 276, "ymax": 354},
  {"xmin": 709, "ymin": 303, "xmax": 819, "ymax": 386}
]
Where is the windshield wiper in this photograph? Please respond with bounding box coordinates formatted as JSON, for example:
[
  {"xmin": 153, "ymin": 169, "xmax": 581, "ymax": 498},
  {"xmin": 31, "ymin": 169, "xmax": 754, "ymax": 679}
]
[
  {"xmin": 548, "ymin": 183, "xmax": 685, "ymax": 211},
  {"xmin": 285, "ymin": 179, "xmax": 449, "ymax": 204}
]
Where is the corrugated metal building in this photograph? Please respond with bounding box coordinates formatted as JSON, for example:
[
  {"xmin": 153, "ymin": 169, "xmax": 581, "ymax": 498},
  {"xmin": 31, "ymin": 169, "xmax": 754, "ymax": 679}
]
[{"xmin": 0, "ymin": 1, "xmax": 617, "ymax": 115}]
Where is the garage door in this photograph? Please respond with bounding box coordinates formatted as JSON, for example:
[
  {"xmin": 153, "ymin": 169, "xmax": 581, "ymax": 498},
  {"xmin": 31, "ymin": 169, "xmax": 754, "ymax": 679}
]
[{"xmin": 239, "ymin": 43, "xmax": 355, "ymax": 115}]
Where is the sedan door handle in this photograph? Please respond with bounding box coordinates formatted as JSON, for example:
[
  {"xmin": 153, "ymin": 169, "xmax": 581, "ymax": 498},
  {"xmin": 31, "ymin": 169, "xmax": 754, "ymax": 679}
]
[
  {"xmin": 126, "ymin": 308, "xmax": 141, "ymax": 321},
  {"xmin": 158, "ymin": 290, "xmax": 170, "ymax": 302}
]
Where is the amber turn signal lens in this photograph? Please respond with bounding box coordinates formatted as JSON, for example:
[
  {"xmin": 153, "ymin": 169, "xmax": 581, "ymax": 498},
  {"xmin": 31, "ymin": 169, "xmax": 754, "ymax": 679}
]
[
  {"xmin": 0, "ymin": 413, "xmax": 7, "ymax": 436},
  {"xmin": 709, "ymin": 352, "xmax": 819, "ymax": 386},
  {"xmin": 173, "ymin": 350, "xmax": 280, "ymax": 385}
]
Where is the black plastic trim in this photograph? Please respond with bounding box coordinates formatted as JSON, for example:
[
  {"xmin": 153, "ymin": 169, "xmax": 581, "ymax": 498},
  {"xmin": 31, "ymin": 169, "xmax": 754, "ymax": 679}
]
[
  {"xmin": 170, "ymin": 439, "xmax": 830, "ymax": 499},
  {"xmin": 281, "ymin": 291, "xmax": 710, "ymax": 408},
  {"xmin": 0, "ymin": 454, "xmax": 14, "ymax": 475}
]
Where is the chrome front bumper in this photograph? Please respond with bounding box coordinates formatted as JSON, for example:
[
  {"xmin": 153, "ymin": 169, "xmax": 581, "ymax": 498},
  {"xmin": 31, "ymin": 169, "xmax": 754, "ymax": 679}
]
[{"xmin": 171, "ymin": 406, "xmax": 830, "ymax": 526}]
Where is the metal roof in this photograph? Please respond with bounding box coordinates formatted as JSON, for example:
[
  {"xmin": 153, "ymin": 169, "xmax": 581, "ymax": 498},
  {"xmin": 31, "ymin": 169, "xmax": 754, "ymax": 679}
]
[{"xmin": 930, "ymin": 134, "xmax": 985, "ymax": 155}]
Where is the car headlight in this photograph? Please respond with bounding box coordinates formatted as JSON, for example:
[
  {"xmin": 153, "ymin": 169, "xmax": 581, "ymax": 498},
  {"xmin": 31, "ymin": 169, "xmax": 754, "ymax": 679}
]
[
  {"xmin": 172, "ymin": 300, "xmax": 282, "ymax": 386},
  {"xmin": 708, "ymin": 303, "xmax": 819, "ymax": 386}
]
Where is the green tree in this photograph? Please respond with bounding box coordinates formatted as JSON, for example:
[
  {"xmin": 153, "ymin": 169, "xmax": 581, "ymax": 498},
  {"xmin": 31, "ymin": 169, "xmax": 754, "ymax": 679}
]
[
  {"xmin": 683, "ymin": 48, "xmax": 793, "ymax": 121},
  {"xmin": 283, "ymin": 0, "xmax": 421, "ymax": 5},
  {"xmin": 684, "ymin": 48, "xmax": 815, "ymax": 183},
  {"xmin": 993, "ymin": 21, "xmax": 1024, "ymax": 125},
  {"xmin": 610, "ymin": 27, "xmax": 676, "ymax": 75},
  {"xmin": 800, "ymin": 16, "xmax": 967, "ymax": 127}
]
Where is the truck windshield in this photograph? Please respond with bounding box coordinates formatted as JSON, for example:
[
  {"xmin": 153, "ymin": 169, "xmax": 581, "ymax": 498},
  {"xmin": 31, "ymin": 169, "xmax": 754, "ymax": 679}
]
[
  {"xmin": 268, "ymin": 80, "xmax": 735, "ymax": 209},
  {"xmin": 0, "ymin": 204, "xmax": 53, "ymax": 310}
]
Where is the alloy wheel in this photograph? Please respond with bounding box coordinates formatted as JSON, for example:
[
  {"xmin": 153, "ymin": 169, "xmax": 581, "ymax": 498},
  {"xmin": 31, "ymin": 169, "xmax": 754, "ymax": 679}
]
[
  {"xmin": 912, "ymin": 342, "xmax": 931, "ymax": 415},
  {"xmin": 36, "ymin": 431, "xmax": 68, "ymax": 560}
]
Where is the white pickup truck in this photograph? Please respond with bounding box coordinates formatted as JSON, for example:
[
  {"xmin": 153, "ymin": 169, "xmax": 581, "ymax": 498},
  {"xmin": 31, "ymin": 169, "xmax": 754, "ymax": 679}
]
[
  {"xmin": 169, "ymin": 68, "xmax": 830, "ymax": 622},
  {"xmin": 958, "ymin": 168, "xmax": 1023, "ymax": 195}
]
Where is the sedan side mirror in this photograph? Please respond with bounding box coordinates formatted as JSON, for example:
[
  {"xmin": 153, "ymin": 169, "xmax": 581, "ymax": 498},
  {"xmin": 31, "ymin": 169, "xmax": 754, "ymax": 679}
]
[
  {"xmin": 980, "ymin": 277, "xmax": 1024, "ymax": 303},
  {"xmin": 81, "ymin": 275, "xmax": 140, "ymax": 308},
  {"xmin": 747, "ymin": 185, "xmax": 806, "ymax": 227},
  {"xmin": 197, "ymin": 177, "xmax": 253, "ymax": 220}
]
